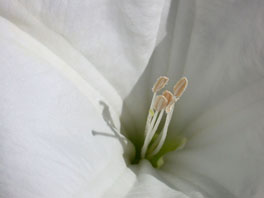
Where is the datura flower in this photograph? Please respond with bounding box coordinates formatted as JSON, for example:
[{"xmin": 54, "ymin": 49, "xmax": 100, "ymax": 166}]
[{"xmin": 0, "ymin": 0, "xmax": 264, "ymax": 198}]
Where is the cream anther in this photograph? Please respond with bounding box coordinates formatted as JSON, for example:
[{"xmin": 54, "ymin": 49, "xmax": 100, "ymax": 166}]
[
  {"xmin": 162, "ymin": 90, "xmax": 174, "ymax": 104},
  {"xmin": 165, "ymin": 98, "xmax": 176, "ymax": 113},
  {"xmin": 153, "ymin": 95, "xmax": 168, "ymax": 111},
  {"xmin": 173, "ymin": 77, "xmax": 188, "ymax": 98},
  {"xmin": 152, "ymin": 76, "xmax": 169, "ymax": 93}
]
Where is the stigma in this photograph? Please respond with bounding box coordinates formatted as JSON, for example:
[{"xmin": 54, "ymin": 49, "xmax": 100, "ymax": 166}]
[{"xmin": 141, "ymin": 76, "xmax": 188, "ymax": 159}]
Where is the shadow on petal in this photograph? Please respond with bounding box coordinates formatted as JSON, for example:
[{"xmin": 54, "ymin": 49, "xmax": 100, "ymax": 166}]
[{"xmin": 91, "ymin": 100, "xmax": 135, "ymax": 165}]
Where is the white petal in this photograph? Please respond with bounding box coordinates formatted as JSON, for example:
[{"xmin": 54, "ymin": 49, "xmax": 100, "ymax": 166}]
[
  {"xmin": 122, "ymin": 0, "xmax": 264, "ymax": 197},
  {"xmin": 0, "ymin": 18, "xmax": 135, "ymax": 198},
  {"xmin": 146, "ymin": 0, "xmax": 264, "ymax": 132},
  {"xmin": 0, "ymin": 0, "xmax": 166, "ymax": 98},
  {"xmin": 107, "ymin": 160, "xmax": 200, "ymax": 198},
  {"xmin": 147, "ymin": 1, "xmax": 264, "ymax": 197},
  {"xmin": 161, "ymin": 78, "xmax": 264, "ymax": 197}
]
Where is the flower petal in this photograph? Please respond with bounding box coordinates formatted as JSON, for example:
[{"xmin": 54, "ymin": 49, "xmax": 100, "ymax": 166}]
[
  {"xmin": 162, "ymin": 79, "xmax": 264, "ymax": 197},
  {"xmin": 0, "ymin": 0, "xmax": 166, "ymax": 97},
  {"xmin": 147, "ymin": 1, "xmax": 264, "ymax": 197},
  {"xmin": 0, "ymin": 18, "xmax": 135, "ymax": 198},
  {"xmin": 108, "ymin": 160, "xmax": 202, "ymax": 198},
  {"xmin": 122, "ymin": 0, "xmax": 264, "ymax": 196}
]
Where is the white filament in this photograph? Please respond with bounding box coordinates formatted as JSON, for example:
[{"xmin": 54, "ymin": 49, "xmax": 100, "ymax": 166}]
[
  {"xmin": 144, "ymin": 92, "xmax": 156, "ymax": 136},
  {"xmin": 148, "ymin": 104, "xmax": 175, "ymax": 157},
  {"xmin": 141, "ymin": 109, "xmax": 164, "ymax": 158}
]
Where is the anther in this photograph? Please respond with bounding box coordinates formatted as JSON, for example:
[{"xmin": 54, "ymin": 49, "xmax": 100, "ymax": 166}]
[
  {"xmin": 153, "ymin": 95, "xmax": 168, "ymax": 111},
  {"xmin": 173, "ymin": 77, "xmax": 188, "ymax": 98},
  {"xmin": 165, "ymin": 98, "xmax": 176, "ymax": 113},
  {"xmin": 152, "ymin": 76, "xmax": 169, "ymax": 93},
  {"xmin": 162, "ymin": 90, "xmax": 174, "ymax": 104}
]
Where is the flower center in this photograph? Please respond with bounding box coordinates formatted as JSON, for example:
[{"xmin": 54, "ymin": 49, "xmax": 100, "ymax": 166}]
[{"xmin": 139, "ymin": 76, "xmax": 188, "ymax": 168}]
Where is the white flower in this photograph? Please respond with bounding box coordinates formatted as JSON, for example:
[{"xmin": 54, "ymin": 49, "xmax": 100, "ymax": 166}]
[{"xmin": 1, "ymin": 0, "xmax": 264, "ymax": 198}]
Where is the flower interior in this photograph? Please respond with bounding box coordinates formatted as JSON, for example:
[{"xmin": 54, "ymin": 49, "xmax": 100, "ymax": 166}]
[{"xmin": 132, "ymin": 76, "xmax": 188, "ymax": 168}]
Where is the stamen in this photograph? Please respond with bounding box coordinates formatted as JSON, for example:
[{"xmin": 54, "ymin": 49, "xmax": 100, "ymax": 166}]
[
  {"xmin": 141, "ymin": 95, "xmax": 167, "ymax": 158},
  {"xmin": 166, "ymin": 97, "xmax": 177, "ymax": 113},
  {"xmin": 141, "ymin": 76, "xmax": 188, "ymax": 159},
  {"xmin": 144, "ymin": 76, "xmax": 169, "ymax": 136},
  {"xmin": 162, "ymin": 90, "xmax": 174, "ymax": 104},
  {"xmin": 173, "ymin": 77, "xmax": 188, "ymax": 98},
  {"xmin": 148, "ymin": 99, "xmax": 176, "ymax": 157},
  {"xmin": 153, "ymin": 95, "xmax": 168, "ymax": 111},
  {"xmin": 152, "ymin": 76, "xmax": 169, "ymax": 93}
]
